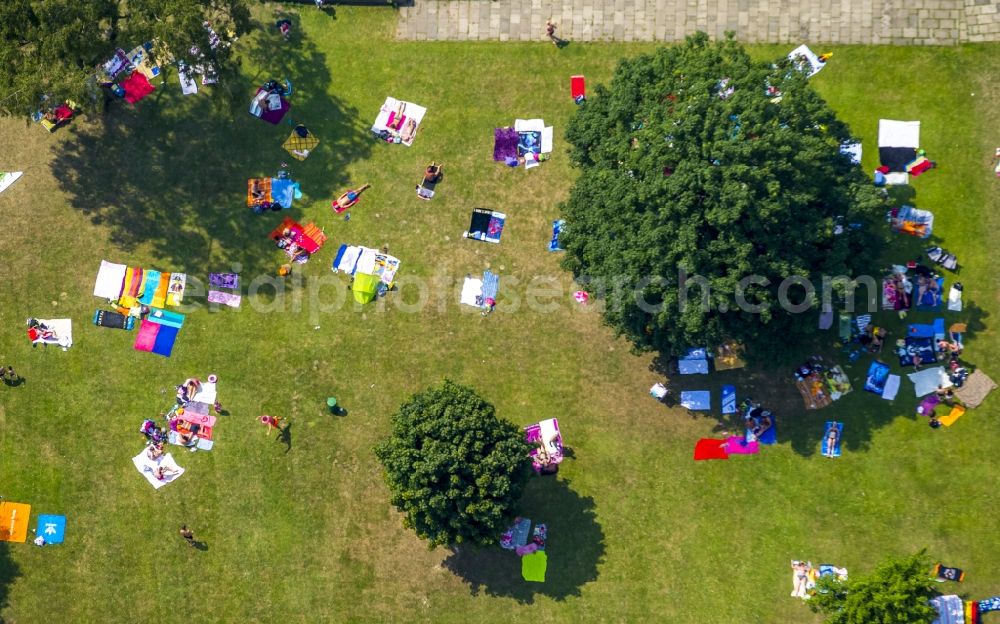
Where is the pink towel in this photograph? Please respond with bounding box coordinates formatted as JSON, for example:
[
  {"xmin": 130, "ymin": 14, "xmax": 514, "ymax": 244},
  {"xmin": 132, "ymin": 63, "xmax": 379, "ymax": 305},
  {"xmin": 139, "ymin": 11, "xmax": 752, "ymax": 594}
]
[
  {"xmin": 724, "ymin": 436, "xmax": 760, "ymax": 455},
  {"xmin": 134, "ymin": 320, "xmax": 159, "ymax": 351},
  {"xmin": 516, "ymin": 543, "xmax": 539, "ymax": 556}
]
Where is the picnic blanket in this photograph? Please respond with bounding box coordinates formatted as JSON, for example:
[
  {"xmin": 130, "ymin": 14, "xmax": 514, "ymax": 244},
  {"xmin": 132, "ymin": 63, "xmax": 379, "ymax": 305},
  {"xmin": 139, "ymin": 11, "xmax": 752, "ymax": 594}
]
[
  {"xmin": 521, "ymin": 551, "xmax": 547, "ymax": 582},
  {"xmin": 908, "ymin": 366, "xmax": 950, "ymax": 398},
  {"xmin": 249, "ymin": 88, "xmax": 289, "ymax": 124},
  {"xmin": 500, "ymin": 517, "xmax": 532, "ymax": 550},
  {"xmin": 571, "ymin": 75, "xmax": 586, "ymax": 99},
  {"xmin": 464, "ymin": 209, "xmax": 506, "ymax": 244},
  {"xmin": 678, "ymin": 347, "xmax": 710, "ymax": 375},
  {"xmin": 29, "ymin": 318, "xmax": 73, "ymax": 349},
  {"xmin": 122, "ymin": 70, "xmax": 154, "ymax": 104},
  {"xmin": 954, "ymin": 370, "xmax": 996, "ymax": 408},
  {"xmin": 891, "ymin": 205, "xmax": 933, "ymax": 238},
  {"xmin": 878, "ymin": 120, "xmax": 920, "ymax": 172},
  {"xmin": 132, "ymin": 452, "xmax": 184, "ymax": 489},
  {"xmin": 680, "ymin": 391, "xmax": 710, "ymax": 411},
  {"xmin": 724, "ymin": 436, "xmax": 759, "ymax": 455},
  {"xmin": 101, "ymin": 48, "xmax": 132, "ymax": 80},
  {"xmin": 270, "ymin": 178, "xmax": 300, "ymax": 208},
  {"xmin": 721, "ymin": 385, "xmax": 737, "ymax": 414},
  {"xmin": 126, "ymin": 43, "xmax": 160, "ymax": 81},
  {"xmin": 372, "ymin": 97, "xmax": 426, "ymax": 147},
  {"xmin": 460, "ymin": 277, "xmax": 484, "ymax": 307},
  {"xmin": 899, "ymin": 336, "xmax": 936, "ymax": 367},
  {"xmin": 864, "ymin": 361, "xmax": 891, "ymax": 395},
  {"xmin": 493, "ymin": 127, "xmax": 519, "ymax": 161},
  {"xmin": 283, "ymin": 128, "xmax": 319, "ymax": 161},
  {"xmin": 797, "ymin": 376, "xmax": 832, "ymax": 409},
  {"xmin": 247, "ymin": 177, "xmax": 272, "ymax": 207},
  {"xmin": 693, "ymin": 438, "xmax": 728, "ymax": 461},
  {"xmin": 178, "ymin": 62, "xmax": 198, "ymax": 95},
  {"xmin": 93, "ymin": 260, "xmax": 127, "ymax": 299},
  {"xmin": 915, "ymin": 277, "xmax": 945, "ymax": 309},
  {"xmin": 549, "ymin": 219, "xmax": 565, "ymax": 252},
  {"xmin": 0, "ymin": 171, "xmax": 22, "ymax": 195},
  {"xmin": 787, "ymin": 45, "xmax": 826, "ymax": 77},
  {"xmin": 208, "ymin": 291, "xmax": 241, "ymax": 308},
  {"xmin": 191, "ymin": 381, "xmax": 217, "ymax": 405},
  {"xmin": 822, "ymin": 422, "xmax": 843, "ymax": 457}
]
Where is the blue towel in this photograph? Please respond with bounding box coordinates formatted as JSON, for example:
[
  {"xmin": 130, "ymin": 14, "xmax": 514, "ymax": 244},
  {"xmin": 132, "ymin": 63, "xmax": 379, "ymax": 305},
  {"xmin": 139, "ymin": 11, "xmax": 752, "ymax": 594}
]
[
  {"xmin": 549, "ymin": 220, "xmax": 565, "ymax": 252},
  {"xmin": 151, "ymin": 324, "xmax": 179, "ymax": 357},
  {"xmin": 138, "ymin": 270, "xmax": 161, "ymax": 305},
  {"xmin": 757, "ymin": 416, "xmax": 777, "ymax": 445},
  {"xmin": 680, "ymin": 391, "xmax": 710, "ymax": 411},
  {"xmin": 915, "ymin": 277, "xmax": 944, "ymax": 309},
  {"xmin": 908, "ymin": 323, "xmax": 935, "ymax": 338},
  {"xmin": 721, "ymin": 385, "xmax": 737, "ymax": 414},
  {"xmin": 822, "ymin": 421, "xmax": 843, "ymax": 457},
  {"xmin": 864, "ymin": 361, "xmax": 890, "ymax": 394},
  {"xmin": 932, "ymin": 317, "xmax": 945, "ymax": 341},
  {"xmin": 482, "ymin": 271, "xmax": 499, "ymax": 300},
  {"xmin": 147, "ymin": 308, "xmax": 185, "ymax": 329},
  {"xmin": 270, "ymin": 178, "xmax": 297, "ymax": 209}
]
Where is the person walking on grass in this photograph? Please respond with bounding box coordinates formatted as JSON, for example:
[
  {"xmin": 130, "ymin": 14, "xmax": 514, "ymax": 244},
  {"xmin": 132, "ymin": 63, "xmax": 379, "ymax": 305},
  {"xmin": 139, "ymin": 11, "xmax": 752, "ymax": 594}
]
[{"xmin": 179, "ymin": 525, "xmax": 196, "ymax": 547}]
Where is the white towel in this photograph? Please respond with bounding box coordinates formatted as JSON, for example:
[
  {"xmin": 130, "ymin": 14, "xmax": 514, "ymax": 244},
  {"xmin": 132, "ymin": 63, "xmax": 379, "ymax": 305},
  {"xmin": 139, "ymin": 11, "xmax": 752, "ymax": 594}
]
[
  {"xmin": 179, "ymin": 63, "xmax": 198, "ymax": 95},
  {"xmin": 0, "ymin": 171, "xmax": 22, "ymax": 194},
  {"xmin": 541, "ymin": 126, "xmax": 554, "ymax": 154},
  {"xmin": 191, "ymin": 382, "xmax": 217, "ymax": 405},
  {"xmin": 93, "ymin": 260, "xmax": 127, "ymax": 299},
  {"xmin": 884, "ymin": 172, "xmax": 909, "ymax": 186},
  {"xmin": 132, "ymin": 452, "xmax": 185, "ymax": 489},
  {"xmin": 787, "ymin": 45, "xmax": 825, "ymax": 77},
  {"xmin": 34, "ymin": 318, "xmax": 73, "ymax": 349},
  {"xmin": 840, "ymin": 142, "xmax": 862, "ymax": 165},
  {"xmin": 336, "ymin": 245, "xmax": 363, "ymax": 274},
  {"xmin": 881, "ymin": 374, "xmax": 901, "ymax": 400}
]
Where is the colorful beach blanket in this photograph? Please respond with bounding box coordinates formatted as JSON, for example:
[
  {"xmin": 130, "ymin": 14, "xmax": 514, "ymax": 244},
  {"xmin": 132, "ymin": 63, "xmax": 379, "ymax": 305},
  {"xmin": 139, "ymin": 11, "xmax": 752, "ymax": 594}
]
[
  {"xmin": 166, "ymin": 273, "xmax": 186, "ymax": 306},
  {"xmin": 209, "ymin": 273, "xmax": 240, "ymax": 289},
  {"xmin": 208, "ymin": 291, "xmax": 241, "ymax": 308}
]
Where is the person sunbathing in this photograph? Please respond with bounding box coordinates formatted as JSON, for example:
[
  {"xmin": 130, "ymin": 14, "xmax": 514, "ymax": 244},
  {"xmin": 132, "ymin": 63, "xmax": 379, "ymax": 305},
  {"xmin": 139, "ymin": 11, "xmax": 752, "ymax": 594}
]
[
  {"xmin": 146, "ymin": 443, "xmax": 165, "ymax": 461},
  {"xmin": 387, "ymin": 101, "xmax": 406, "ymax": 130},
  {"xmin": 823, "ymin": 425, "xmax": 840, "ymax": 458},
  {"xmin": 153, "ymin": 465, "xmax": 180, "ymax": 481},
  {"xmin": 400, "ymin": 118, "xmax": 418, "ymax": 143},
  {"xmin": 916, "ymin": 275, "xmax": 939, "ymax": 305},
  {"xmin": 791, "ymin": 561, "xmax": 811, "ymax": 598},
  {"xmin": 752, "ymin": 415, "xmax": 773, "ymax": 439},
  {"xmin": 423, "ymin": 163, "xmax": 443, "ymax": 185},
  {"xmin": 333, "ymin": 184, "xmax": 371, "ymax": 211}
]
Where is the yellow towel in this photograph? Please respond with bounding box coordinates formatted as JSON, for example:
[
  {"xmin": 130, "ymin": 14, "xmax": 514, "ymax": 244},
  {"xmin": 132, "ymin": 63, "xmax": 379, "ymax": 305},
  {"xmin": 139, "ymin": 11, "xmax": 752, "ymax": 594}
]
[
  {"xmin": 939, "ymin": 405, "xmax": 965, "ymax": 427},
  {"xmin": 151, "ymin": 272, "xmax": 170, "ymax": 308}
]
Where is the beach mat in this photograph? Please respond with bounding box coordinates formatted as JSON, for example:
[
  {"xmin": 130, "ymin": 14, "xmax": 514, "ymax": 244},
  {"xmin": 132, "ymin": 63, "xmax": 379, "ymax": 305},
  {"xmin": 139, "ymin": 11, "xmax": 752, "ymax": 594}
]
[
  {"xmin": 724, "ymin": 436, "xmax": 759, "ymax": 455},
  {"xmin": 208, "ymin": 291, "xmax": 241, "ymax": 308},
  {"xmin": 680, "ymin": 391, "xmax": 710, "ymax": 411},
  {"xmin": 93, "ymin": 309, "xmax": 133, "ymax": 330},
  {"xmin": 954, "ymin": 370, "xmax": 996, "ymax": 408},
  {"xmin": 721, "ymin": 385, "xmax": 737, "ymax": 414},
  {"xmin": 938, "ymin": 405, "xmax": 965, "ymax": 427},
  {"xmin": 521, "ymin": 551, "xmax": 547, "ymax": 582},
  {"xmin": 151, "ymin": 325, "xmax": 179, "ymax": 357},
  {"xmin": 147, "ymin": 308, "xmax": 185, "ymax": 328},
  {"xmin": 134, "ymin": 320, "xmax": 159, "ymax": 352}
]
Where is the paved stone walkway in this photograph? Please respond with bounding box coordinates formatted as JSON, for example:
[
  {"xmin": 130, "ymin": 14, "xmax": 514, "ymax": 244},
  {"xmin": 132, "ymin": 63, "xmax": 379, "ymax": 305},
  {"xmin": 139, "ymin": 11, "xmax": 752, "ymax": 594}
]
[{"xmin": 397, "ymin": 0, "xmax": 1000, "ymax": 44}]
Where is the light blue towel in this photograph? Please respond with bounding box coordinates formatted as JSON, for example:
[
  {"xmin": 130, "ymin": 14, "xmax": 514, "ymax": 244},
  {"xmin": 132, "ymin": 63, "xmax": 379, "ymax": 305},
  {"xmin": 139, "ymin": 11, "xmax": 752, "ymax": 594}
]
[
  {"xmin": 721, "ymin": 385, "xmax": 737, "ymax": 414},
  {"xmin": 482, "ymin": 271, "xmax": 499, "ymax": 300},
  {"xmin": 138, "ymin": 270, "xmax": 161, "ymax": 305},
  {"xmin": 680, "ymin": 391, "xmax": 711, "ymax": 411}
]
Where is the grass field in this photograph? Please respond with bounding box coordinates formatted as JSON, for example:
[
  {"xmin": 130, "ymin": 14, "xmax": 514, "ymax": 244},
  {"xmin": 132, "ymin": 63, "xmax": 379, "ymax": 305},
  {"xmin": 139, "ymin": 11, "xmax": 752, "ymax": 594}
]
[{"xmin": 1, "ymin": 6, "xmax": 998, "ymax": 623}]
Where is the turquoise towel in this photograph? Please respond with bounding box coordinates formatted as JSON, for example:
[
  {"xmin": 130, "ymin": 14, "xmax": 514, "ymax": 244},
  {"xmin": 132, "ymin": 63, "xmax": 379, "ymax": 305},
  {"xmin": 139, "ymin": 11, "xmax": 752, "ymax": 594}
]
[
  {"xmin": 138, "ymin": 270, "xmax": 161, "ymax": 305},
  {"xmin": 147, "ymin": 307, "xmax": 185, "ymax": 328}
]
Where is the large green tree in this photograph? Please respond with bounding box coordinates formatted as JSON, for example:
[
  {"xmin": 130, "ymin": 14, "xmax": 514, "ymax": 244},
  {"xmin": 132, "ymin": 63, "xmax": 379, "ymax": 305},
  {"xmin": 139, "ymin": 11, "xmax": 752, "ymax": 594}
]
[
  {"xmin": 374, "ymin": 380, "xmax": 533, "ymax": 547},
  {"xmin": 809, "ymin": 550, "xmax": 938, "ymax": 624},
  {"xmin": 561, "ymin": 33, "xmax": 886, "ymax": 359},
  {"xmin": 0, "ymin": 0, "xmax": 250, "ymax": 117}
]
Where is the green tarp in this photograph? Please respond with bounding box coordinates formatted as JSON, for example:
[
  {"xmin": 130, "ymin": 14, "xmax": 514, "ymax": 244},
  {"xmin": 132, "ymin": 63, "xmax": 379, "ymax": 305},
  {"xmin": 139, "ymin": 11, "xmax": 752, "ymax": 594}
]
[
  {"xmin": 521, "ymin": 551, "xmax": 547, "ymax": 582},
  {"xmin": 352, "ymin": 272, "xmax": 378, "ymax": 304}
]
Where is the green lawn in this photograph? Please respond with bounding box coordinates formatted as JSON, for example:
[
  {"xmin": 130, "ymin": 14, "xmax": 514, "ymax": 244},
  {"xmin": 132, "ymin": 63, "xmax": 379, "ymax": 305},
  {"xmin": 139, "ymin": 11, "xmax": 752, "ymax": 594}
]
[{"xmin": 1, "ymin": 7, "xmax": 998, "ymax": 623}]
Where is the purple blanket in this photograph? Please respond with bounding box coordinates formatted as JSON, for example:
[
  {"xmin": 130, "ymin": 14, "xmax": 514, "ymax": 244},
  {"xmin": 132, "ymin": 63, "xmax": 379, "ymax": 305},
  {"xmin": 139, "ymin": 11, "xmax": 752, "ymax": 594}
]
[
  {"xmin": 493, "ymin": 127, "xmax": 519, "ymax": 161},
  {"xmin": 209, "ymin": 273, "xmax": 240, "ymax": 289},
  {"xmin": 208, "ymin": 291, "xmax": 241, "ymax": 308}
]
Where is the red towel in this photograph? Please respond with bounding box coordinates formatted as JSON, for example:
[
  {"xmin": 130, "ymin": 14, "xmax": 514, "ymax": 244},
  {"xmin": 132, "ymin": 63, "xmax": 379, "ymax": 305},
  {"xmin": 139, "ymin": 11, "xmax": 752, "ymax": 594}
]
[
  {"xmin": 54, "ymin": 104, "xmax": 74, "ymax": 121},
  {"xmin": 571, "ymin": 75, "xmax": 585, "ymax": 98},
  {"xmin": 694, "ymin": 438, "xmax": 729, "ymax": 461},
  {"xmin": 122, "ymin": 71, "xmax": 155, "ymax": 104}
]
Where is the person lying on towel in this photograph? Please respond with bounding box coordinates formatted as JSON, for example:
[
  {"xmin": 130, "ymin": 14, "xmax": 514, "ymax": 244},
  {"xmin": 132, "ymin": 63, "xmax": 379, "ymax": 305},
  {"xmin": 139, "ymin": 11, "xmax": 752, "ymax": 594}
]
[
  {"xmin": 823, "ymin": 425, "xmax": 840, "ymax": 458},
  {"xmin": 916, "ymin": 274, "xmax": 940, "ymax": 305},
  {"xmin": 423, "ymin": 162, "xmax": 443, "ymax": 185}
]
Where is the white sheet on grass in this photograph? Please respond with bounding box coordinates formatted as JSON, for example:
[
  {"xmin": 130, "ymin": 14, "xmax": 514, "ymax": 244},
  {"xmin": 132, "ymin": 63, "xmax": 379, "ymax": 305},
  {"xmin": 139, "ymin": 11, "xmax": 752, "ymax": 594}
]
[
  {"xmin": 191, "ymin": 381, "xmax": 217, "ymax": 405},
  {"xmin": 178, "ymin": 63, "xmax": 198, "ymax": 95},
  {"xmin": 947, "ymin": 285, "xmax": 963, "ymax": 312},
  {"xmin": 371, "ymin": 97, "xmax": 427, "ymax": 147},
  {"xmin": 132, "ymin": 452, "xmax": 185, "ymax": 489},
  {"xmin": 882, "ymin": 374, "xmax": 901, "ymax": 400},
  {"xmin": 541, "ymin": 126, "xmax": 554, "ymax": 154},
  {"xmin": 788, "ymin": 45, "xmax": 826, "ymax": 77},
  {"xmin": 884, "ymin": 172, "xmax": 909, "ymax": 185},
  {"xmin": 840, "ymin": 142, "xmax": 862, "ymax": 165},
  {"xmin": 93, "ymin": 260, "xmax": 127, "ymax": 299},
  {"xmin": 0, "ymin": 171, "xmax": 22, "ymax": 194},
  {"xmin": 460, "ymin": 277, "xmax": 484, "ymax": 307},
  {"xmin": 930, "ymin": 595, "xmax": 965, "ymax": 624},
  {"xmin": 514, "ymin": 118, "xmax": 544, "ymax": 133},
  {"xmin": 878, "ymin": 120, "xmax": 920, "ymax": 148},
  {"xmin": 908, "ymin": 366, "xmax": 951, "ymax": 398},
  {"xmin": 335, "ymin": 245, "xmax": 363, "ymax": 274},
  {"xmin": 33, "ymin": 318, "xmax": 73, "ymax": 349}
]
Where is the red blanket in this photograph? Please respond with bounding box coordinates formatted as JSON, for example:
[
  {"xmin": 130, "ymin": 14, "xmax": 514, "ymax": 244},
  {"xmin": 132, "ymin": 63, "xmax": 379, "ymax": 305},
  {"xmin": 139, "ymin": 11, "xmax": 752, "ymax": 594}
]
[
  {"xmin": 122, "ymin": 71, "xmax": 155, "ymax": 104},
  {"xmin": 694, "ymin": 438, "xmax": 729, "ymax": 461}
]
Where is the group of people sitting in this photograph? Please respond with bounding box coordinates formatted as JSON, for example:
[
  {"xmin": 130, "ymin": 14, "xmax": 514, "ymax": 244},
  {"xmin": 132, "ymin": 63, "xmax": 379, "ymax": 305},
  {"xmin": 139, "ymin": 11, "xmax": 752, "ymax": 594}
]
[
  {"xmin": 275, "ymin": 228, "xmax": 310, "ymax": 263},
  {"xmin": 742, "ymin": 399, "xmax": 774, "ymax": 444},
  {"xmin": 25, "ymin": 318, "xmax": 58, "ymax": 344},
  {"xmin": 885, "ymin": 263, "xmax": 942, "ymax": 310}
]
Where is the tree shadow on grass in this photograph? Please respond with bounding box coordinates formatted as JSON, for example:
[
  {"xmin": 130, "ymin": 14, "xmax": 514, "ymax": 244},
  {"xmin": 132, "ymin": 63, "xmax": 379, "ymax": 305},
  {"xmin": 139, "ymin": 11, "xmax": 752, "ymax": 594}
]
[
  {"xmin": 0, "ymin": 541, "xmax": 21, "ymax": 616},
  {"xmin": 50, "ymin": 24, "xmax": 370, "ymax": 278},
  {"xmin": 441, "ymin": 477, "xmax": 604, "ymax": 603}
]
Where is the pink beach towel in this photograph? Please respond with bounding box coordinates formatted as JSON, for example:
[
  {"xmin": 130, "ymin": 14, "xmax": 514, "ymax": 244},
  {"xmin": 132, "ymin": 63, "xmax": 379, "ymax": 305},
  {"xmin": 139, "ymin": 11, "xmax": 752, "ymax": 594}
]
[
  {"xmin": 724, "ymin": 436, "xmax": 760, "ymax": 455},
  {"xmin": 134, "ymin": 320, "xmax": 159, "ymax": 351}
]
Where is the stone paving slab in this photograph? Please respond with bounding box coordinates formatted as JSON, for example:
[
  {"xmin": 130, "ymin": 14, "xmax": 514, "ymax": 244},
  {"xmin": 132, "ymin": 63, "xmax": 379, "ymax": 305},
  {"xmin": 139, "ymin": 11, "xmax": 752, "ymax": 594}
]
[{"xmin": 397, "ymin": 0, "xmax": 1000, "ymax": 44}]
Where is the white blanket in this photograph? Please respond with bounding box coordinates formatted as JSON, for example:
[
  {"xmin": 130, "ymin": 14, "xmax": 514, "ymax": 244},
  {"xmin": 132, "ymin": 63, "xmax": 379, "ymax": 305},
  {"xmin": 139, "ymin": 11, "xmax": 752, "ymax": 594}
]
[
  {"xmin": 514, "ymin": 118, "xmax": 544, "ymax": 133},
  {"xmin": 336, "ymin": 245, "xmax": 363, "ymax": 274},
  {"xmin": 839, "ymin": 142, "xmax": 862, "ymax": 165},
  {"xmin": 788, "ymin": 45, "xmax": 825, "ymax": 78},
  {"xmin": 884, "ymin": 172, "xmax": 909, "ymax": 186},
  {"xmin": 908, "ymin": 367, "xmax": 951, "ymax": 398},
  {"xmin": 132, "ymin": 452, "xmax": 185, "ymax": 489},
  {"xmin": 460, "ymin": 277, "xmax": 483, "ymax": 307},
  {"xmin": 371, "ymin": 97, "xmax": 427, "ymax": 147},
  {"xmin": 93, "ymin": 260, "xmax": 127, "ymax": 299},
  {"xmin": 0, "ymin": 171, "xmax": 22, "ymax": 194},
  {"xmin": 878, "ymin": 120, "xmax": 920, "ymax": 148},
  {"xmin": 947, "ymin": 285, "xmax": 963, "ymax": 312},
  {"xmin": 882, "ymin": 374, "xmax": 901, "ymax": 400},
  {"xmin": 541, "ymin": 126, "xmax": 554, "ymax": 154},
  {"xmin": 34, "ymin": 318, "xmax": 73, "ymax": 349}
]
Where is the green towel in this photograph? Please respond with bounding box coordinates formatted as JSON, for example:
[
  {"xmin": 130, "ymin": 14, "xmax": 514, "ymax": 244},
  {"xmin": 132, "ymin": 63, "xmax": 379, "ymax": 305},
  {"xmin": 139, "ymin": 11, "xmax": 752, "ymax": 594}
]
[{"xmin": 521, "ymin": 551, "xmax": 547, "ymax": 582}]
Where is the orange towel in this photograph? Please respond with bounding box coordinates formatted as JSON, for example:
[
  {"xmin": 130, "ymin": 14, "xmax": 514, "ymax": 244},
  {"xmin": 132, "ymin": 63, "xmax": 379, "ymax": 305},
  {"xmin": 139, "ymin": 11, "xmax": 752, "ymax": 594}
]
[{"xmin": 151, "ymin": 272, "xmax": 170, "ymax": 308}]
